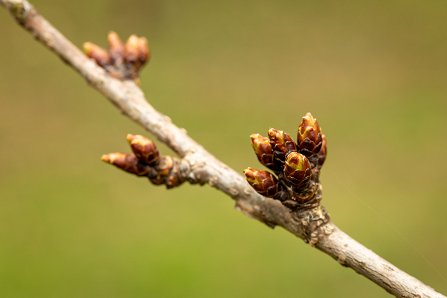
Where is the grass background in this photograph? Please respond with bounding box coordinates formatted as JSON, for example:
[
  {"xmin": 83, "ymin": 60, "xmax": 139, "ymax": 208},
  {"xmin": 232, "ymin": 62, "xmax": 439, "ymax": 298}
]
[{"xmin": 1, "ymin": 0, "xmax": 446, "ymax": 297}]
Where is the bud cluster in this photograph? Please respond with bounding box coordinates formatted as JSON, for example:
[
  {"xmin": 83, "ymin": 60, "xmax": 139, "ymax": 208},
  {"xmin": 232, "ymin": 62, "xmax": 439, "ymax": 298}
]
[
  {"xmin": 102, "ymin": 134, "xmax": 184, "ymax": 189},
  {"xmin": 84, "ymin": 31, "xmax": 150, "ymax": 81},
  {"xmin": 244, "ymin": 113, "xmax": 327, "ymax": 209}
]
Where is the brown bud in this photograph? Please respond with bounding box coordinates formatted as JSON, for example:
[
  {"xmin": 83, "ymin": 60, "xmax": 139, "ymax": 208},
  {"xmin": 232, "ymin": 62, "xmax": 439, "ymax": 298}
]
[
  {"xmin": 101, "ymin": 152, "xmax": 150, "ymax": 176},
  {"xmin": 250, "ymin": 134, "xmax": 275, "ymax": 170},
  {"xmin": 283, "ymin": 152, "xmax": 312, "ymax": 189},
  {"xmin": 244, "ymin": 167, "xmax": 280, "ymax": 198},
  {"xmin": 127, "ymin": 134, "xmax": 160, "ymax": 166},
  {"xmin": 148, "ymin": 156, "xmax": 174, "ymax": 185},
  {"xmin": 124, "ymin": 35, "xmax": 140, "ymax": 63},
  {"xmin": 83, "ymin": 42, "xmax": 111, "ymax": 66},
  {"xmin": 165, "ymin": 163, "xmax": 183, "ymax": 189},
  {"xmin": 149, "ymin": 156, "xmax": 184, "ymax": 188},
  {"xmin": 268, "ymin": 128, "xmax": 297, "ymax": 169},
  {"xmin": 297, "ymin": 112, "xmax": 323, "ymax": 156},
  {"xmin": 317, "ymin": 134, "xmax": 327, "ymax": 168},
  {"xmin": 107, "ymin": 31, "xmax": 124, "ymax": 61},
  {"xmin": 137, "ymin": 36, "xmax": 150, "ymax": 64}
]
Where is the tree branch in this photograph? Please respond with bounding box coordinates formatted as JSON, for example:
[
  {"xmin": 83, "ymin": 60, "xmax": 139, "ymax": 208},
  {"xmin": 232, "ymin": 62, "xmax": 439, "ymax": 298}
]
[{"xmin": 1, "ymin": 0, "xmax": 444, "ymax": 297}]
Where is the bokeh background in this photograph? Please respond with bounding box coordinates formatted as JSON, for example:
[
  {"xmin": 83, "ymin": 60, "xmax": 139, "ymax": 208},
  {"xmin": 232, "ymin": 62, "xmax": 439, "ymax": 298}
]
[{"xmin": 1, "ymin": 0, "xmax": 447, "ymax": 297}]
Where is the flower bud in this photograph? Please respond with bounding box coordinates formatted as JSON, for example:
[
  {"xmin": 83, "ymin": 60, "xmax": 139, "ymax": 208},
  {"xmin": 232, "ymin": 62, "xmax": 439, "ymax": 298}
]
[
  {"xmin": 83, "ymin": 42, "xmax": 111, "ymax": 67},
  {"xmin": 297, "ymin": 112, "xmax": 323, "ymax": 156},
  {"xmin": 107, "ymin": 31, "xmax": 124, "ymax": 61},
  {"xmin": 124, "ymin": 35, "xmax": 140, "ymax": 63},
  {"xmin": 101, "ymin": 152, "xmax": 150, "ymax": 176},
  {"xmin": 268, "ymin": 128, "xmax": 297, "ymax": 169},
  {"xmin": 250, "ymin": 134, "xmax": 275, "ymax": 170},
  {"xmin": 127, "ymin": 134, "xmax": 160, "ymax": 166},
  {"xmin": 243, "ymin": 167, "xmax": 280, "ymax": 198},
  {"xmin": 283, "ymin": 152, "xmax": 312, "ymax": 189}
]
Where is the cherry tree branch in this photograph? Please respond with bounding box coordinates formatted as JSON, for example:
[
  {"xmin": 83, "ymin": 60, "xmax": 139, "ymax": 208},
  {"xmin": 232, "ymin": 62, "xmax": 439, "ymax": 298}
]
[{"xmin": 1, "ymin": 0, "xmax": 444, "ymax": 297}]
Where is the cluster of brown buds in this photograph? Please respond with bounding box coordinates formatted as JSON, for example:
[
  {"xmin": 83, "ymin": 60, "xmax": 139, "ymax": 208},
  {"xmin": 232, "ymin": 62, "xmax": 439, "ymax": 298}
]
[
  {"xmin": 244, "ymin": 113, "xmax": 327, "ymax": 210},
  {"xmin": 83, "ymin": 31, "xmax": 149, "ymax": 81},
  {"xmin": 102, "ymin": 134, "xmax": 184, "ymax": 188}
]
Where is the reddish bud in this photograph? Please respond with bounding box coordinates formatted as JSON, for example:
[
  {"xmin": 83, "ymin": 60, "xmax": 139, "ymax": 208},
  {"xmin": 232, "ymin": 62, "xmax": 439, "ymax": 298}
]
[
  {"xmin": 283, "ymin": 152, "xmax": 312, "ymax": 189},
  {"xmin": 165, "ymin": 165, "xmax": 182, "ymax": 189},
  {"xmin": 124, "ymin": 35, "xmax": 140, "ymax": 62},
  {"xmin": 124, "ymin": 35, "xmax": 150, "ymax": 69},
  {"xmin": 101, "ymin": 152, "xmax": 150, "ymax": 176},
  {"xmin": 250, "ymin": 134, "xmax": 275, "ymax": 170},
  {"xmin": 127, "ymin": 134, "xmax": 160, "ymax": 166},
  {"xmin": 83, "ymin": 42, "xmax": 111, "ymax": 66},
  {"xmin": 148, "ymin": 156, "xmax": 174, "ymax": 185},
  {"xmin": 268, "ymin": 128, "xmax": 297, "ymax": 169},
  {"xmin": 107, "ymin": 31, "xmax": 124, "ymax": 61},
  {"xmin": 149, "ymin": 156, "xmax": 183, "ymax": 189},
  {"xmin": 244, "ymin": 167, "xmax": 280, "ymax": 198},
  {"xmin": 297, "ymin": 112, "xmax": 323, "ymax": 156}
]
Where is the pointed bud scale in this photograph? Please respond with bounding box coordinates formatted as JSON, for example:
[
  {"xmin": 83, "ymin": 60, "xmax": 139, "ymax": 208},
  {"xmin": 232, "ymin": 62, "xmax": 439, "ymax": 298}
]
[
  {"xmin": 107, "ymin": 31, "xmax": 124, "ymax": 61},
  {"xmin": 127, "ymin": 134, "xmax": 160, "ymax": 166},
  {"xmin": 283, "ymin": 152, "xmax": 312, "ymax": 188},
  {"xmin": 268, "ymin": 128, "xmax": 297, "ymax": 169},
  {"xmin": 317, "ymin": 134, "xmax": 327, "ymax": 168},
  {"xmin": 101, "ymin": 152, "xmax": 150, "ymax": 176},
  {"xmin": 83, "ymin": 42, "xmax": 111, "ymax": 66},
  {"xmin": 250, "ymin": 134, "xmax": 275, "ymax": 170},
  {"xmin": 297, "ymin": 112, "xmax": 323, "ymax": 155}
]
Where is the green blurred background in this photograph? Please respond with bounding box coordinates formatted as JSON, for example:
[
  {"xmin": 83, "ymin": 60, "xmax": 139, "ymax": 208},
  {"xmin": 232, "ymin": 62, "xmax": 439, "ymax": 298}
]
[{"xmin": 1, "ymin": 0, "xmax": 447, "ymax": 297}]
